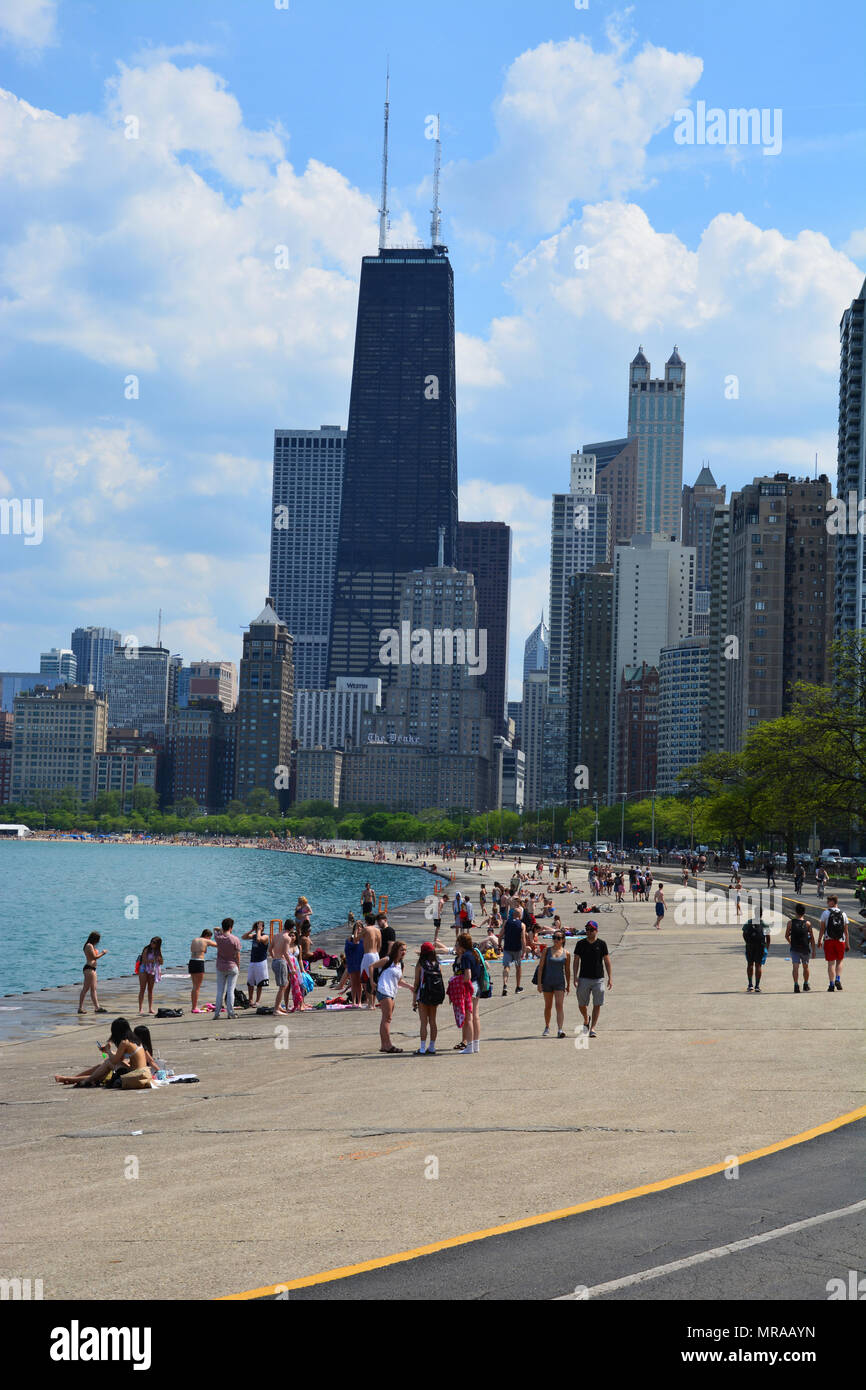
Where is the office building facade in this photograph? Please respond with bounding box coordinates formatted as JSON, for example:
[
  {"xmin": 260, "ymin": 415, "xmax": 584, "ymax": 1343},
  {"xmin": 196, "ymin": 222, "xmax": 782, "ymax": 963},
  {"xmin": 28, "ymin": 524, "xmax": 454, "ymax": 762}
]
[
  {"xmin": 104, "ymin": 646, "xmax": 176, "ymax": 743},
  {"xmin": 294, "ymin": 678, "xmax": 382, "ymax": 751},
  {"xmin": 40, "ymin": 649, "xmax": 77, "ymax": 681},
  {"xmin": 270, "ymin": 426, "xmax": 345, "ymax": 690},
  {"xmin": 457, "ymin": 520, "xmax": 511, "ymax": 731},
  {"xmin": 568, "ymin": 565, "xmax": 614, "ymax": 808},
  {"xmin": 70, "ymin": 627, "xmax": 121, "ymax": 694},
  {"xmin": 705, "ymin": 505, "xmax": 732, "ymax": 753},
  {"xmin": 523, "ymin": 616, "xmax": 549, "ymax": 682},
  {"xmin": 328, "ymin": 247, "xmax": 459, "ymax": 685},
  {"xmin": 681, "ymin": 466, "xmax": 726, "ymax": 591},
  {"xmin": 235, "ymin": 600, "xmax": 294, "ymax": 806},
  {"xmin": 11, "ymin": 685, "xmax": 107, "ymax": 803},
  {"xmin": 521, "ymin": 670, "xmax": 548, "ymax": 812},
  {"xmin": 627, "ymin": 348, "xmax": 686, "ymax": 538},
  {"xmin": 548, "ymin": 454, "xmax": 611, "ymax": 700},
  {"xmin": 657, "ymin": 637, "xmax": 710, "ymax": 793},
  {"xmin": 613, "ymin": 663, "xmax": 659, "ymax": 801}
]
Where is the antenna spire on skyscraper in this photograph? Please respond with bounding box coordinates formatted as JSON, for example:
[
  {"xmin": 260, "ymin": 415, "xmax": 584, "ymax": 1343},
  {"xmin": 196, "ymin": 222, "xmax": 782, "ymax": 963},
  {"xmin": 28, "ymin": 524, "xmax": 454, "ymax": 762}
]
[
  {"xmin": 430, "ymin": 114, "xmax": 442, "ymax": 247},
  {"xmin": 378, "ymin": 65, "xmax": 390, "ymax": 252}
]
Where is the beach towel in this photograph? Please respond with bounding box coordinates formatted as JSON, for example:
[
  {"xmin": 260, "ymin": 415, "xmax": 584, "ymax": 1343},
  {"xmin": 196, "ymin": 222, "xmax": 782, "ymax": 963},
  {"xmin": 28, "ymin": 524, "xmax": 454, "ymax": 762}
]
[{"xmin": 447, "ymin": 974, "xmax": 472, "ymax": 1028}]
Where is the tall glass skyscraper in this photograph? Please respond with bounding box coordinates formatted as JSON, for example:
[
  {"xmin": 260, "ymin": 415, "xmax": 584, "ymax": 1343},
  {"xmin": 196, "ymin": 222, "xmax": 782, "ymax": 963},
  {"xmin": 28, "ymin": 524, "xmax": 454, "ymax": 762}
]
[
  {"xmin": 327, "ymin": 246, "xmax": 459, "ymax": 684},
  {"xmin": 523, "ymin": 615, "xmax": 549, "ymax": 682},
  {"xmin": 269, "ymin": 427, "xmax": 345, "ymax": 689},
  {"xmin": 628, "ymin": 348, "xmax": 686, "ymax": 539},
  {"xmin": 70, "ymin": 627, "xmax": 121, "ymax": 693}
]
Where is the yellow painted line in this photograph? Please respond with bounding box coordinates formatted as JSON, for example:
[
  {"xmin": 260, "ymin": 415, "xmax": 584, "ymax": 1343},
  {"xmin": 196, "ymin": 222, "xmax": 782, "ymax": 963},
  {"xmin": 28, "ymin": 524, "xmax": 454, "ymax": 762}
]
[{"xmin": 220, "ymin": 1103, "xmax": 866, "ymax": 1300}]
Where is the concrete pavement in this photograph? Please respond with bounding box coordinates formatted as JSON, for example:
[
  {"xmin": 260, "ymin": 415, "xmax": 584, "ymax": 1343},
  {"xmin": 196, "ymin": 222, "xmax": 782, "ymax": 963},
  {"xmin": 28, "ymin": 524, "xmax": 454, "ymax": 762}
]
[{"xmin": 0, "ymin": 857, "xmax": 863, "ymax": 1301}]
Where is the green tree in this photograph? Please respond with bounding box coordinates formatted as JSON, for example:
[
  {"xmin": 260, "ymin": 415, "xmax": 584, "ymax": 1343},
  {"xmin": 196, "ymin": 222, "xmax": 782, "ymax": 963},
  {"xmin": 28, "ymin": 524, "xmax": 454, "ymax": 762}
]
[{"xmin": 246, "ymin": 787, "xmax": 280, "ymax": 816}]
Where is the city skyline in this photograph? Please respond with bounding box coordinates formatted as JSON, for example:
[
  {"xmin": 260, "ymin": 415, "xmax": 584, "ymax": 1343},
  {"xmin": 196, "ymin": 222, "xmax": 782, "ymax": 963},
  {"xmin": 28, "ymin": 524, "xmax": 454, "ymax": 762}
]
[{"xmin": 1, "ymin": 1, "xmax": 864, "ymax": 701}]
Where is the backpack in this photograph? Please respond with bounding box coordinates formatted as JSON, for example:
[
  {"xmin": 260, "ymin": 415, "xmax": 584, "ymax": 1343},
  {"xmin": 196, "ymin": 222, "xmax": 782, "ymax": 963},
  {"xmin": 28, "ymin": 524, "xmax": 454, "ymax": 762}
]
[
  {"xmin": 789, "ymin": 917, "xmax": 810, "ymax": 952},
  {"xmin": 418, "ymin": 957, "xmax": 445, "ymax": 1006},
  {"xmin": 472, "ymin": 948, "xmax": 492, "ymax": 999},
  {"xmin": 825, "ymin": 909, "xmax": 846, "ymax": 941},
  {"xmin": 233, "ymin": 989, "xmax": 251, "ymax": 1009},
  {"xmin": 742, "ymin": 921, "xmax": 766, "ymax": 950}
]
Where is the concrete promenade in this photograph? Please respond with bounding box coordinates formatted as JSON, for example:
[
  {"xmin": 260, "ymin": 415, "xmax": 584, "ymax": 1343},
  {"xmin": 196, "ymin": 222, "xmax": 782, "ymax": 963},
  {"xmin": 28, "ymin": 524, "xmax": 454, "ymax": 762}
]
[{"xmin": 0, "ymin": 857, "xmax": 863, "ymax": 1301}]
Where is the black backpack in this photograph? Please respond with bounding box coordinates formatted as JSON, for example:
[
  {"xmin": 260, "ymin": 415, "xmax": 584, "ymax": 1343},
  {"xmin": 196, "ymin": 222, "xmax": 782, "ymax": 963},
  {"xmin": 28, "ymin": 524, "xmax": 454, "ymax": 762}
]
[
  {"xmin": 789, "ymin": 917, "xmax": 810, "ymax": 952},
  {"xmin": 418, "ymin": 958, "xmax": 445, "ymax": 1006},
  {"xmin": 825, "ymin": 909, "xmax": 846, "ymax": 941},
  {"xmin": 742, "ymin": 920, "xmax": 766, "ymax": 950}
]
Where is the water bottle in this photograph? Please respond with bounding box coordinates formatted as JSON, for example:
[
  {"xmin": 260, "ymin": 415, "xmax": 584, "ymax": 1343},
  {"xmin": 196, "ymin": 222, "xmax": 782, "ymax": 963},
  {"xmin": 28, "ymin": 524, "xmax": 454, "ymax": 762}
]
[{"xmin": 156, "ymin": 1068, "xmax": 167, "ymax": 1082}]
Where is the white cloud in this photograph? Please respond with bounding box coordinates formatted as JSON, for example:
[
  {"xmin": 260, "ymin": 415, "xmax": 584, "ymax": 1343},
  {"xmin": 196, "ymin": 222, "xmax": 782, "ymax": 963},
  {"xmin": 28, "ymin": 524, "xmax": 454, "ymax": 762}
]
[
  {"xmin": 0, "ymin": 0, "xmax": 57, "ymax": 54},
  {"xmin": 47, "ymin": 427, "xmax": 163, "ymax": 511},
  {"xmin": 446, "ymin": 36, "xmax": 702, "ymax": 234}
]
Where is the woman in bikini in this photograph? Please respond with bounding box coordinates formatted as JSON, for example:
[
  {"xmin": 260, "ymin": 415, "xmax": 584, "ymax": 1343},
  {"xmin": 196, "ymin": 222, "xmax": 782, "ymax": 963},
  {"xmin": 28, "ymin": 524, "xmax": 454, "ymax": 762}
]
[
  {"xmin": 78, "ymin": 932, "xmax": 108, "ymax": 1015},
  {"xmin": 137, "ymin": 938, "xmax": 164, "ymax": 1015},
  {"xmin": 55, "ymin": 1017, "xmax": 152, "ymax": 1089},
  {"xmin": 188, "ymin": 929, "xmax": 217, "ymax": 1013}
]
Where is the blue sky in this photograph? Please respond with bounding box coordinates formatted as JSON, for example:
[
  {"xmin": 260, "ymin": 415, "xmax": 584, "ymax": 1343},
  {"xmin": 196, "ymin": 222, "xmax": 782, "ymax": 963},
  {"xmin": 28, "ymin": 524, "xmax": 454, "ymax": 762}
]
[{"xmin": 1, "ymin": 0, "xmax": 864, "ymax": 698}]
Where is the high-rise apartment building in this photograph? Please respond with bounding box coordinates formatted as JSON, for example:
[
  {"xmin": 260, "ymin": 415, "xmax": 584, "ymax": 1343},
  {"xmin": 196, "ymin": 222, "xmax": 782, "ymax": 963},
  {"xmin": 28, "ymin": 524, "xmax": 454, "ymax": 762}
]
[
  {"xmin": 104, "ymin": 646, "xmax": 176, "ymax": 743},
  {"xmin": 70, "ymin": 627, "xmax": 121, "ymax": 694},
  {"xmin": 327, "ymin": 246, "xmax": 458, "ymax": 685},
  {"xmin": 457, "ymin": 520, "xmax": 511, "ymax": 732},
  {"xmin": 627, "ymin": 348, "xmax": 686, "ymax": 538},
  {"xmin": 681, "ymin": 466, "xmax": 726, "ymax": 591},
  {"xmin": 705, "ymin": 505, "xmax": 731, "ymax": 754},
  {"xmin": 728, "ymin": 474, "xmax": 835, "ymax": 748},
  {"xmin": 568, "ymin": 565, "xmax": 614, "ymax": 808},
  {"xmin": 0, "ymin": 674, "xmax": 63, "ymax": 711},
  {"xmin": 657, "ymin": 637, "xmax": 709, "ymax": 793},
  {"xmin": 548, "ymin": 454, "xmax": 611, "ymax": 697},
  {"xmin": 613, "ymin": 663, "xmax": 659, "ymax": 801},
  {"xmin": 609, "ymin": 535, "xmax": 695, "ymax": 797},
  {"xmin": 92, "ymin": 744, "xmax": 159, "ymax": 813},
  {"xmin": 40, "ymin": 648, "xmax": 77, "ymax": 681},
  {"xmin": 235, "ymin": 600, "xmax": 294, "ymax": 805},
  {"xmin": 11, "ymin": 685, "xmax": 107, "ymax": 802},
  {"xmin": 521, "ymin": 670, "xmax": 548, "ymax": 812},
  {"xmin": 270, "ymin": 426, "xmax": 345, "ymax": 689},
  {"xmin": 834, "ymin": 276, "xmax": 866, "ymax": 637},
  {"xmin": 507, "ymin": 700, "xmax": 522, "ymax": 745},
  {"xmin": 340, "ymin": 564, "xmax": 498, "ymax": 813},
  {"xmin": 165, "ymin": 702, "xmax": 235, "ymax": 811}
]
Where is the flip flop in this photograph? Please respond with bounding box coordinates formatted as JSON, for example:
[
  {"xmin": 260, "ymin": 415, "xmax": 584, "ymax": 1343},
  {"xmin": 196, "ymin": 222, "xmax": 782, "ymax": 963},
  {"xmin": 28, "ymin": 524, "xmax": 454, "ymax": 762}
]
[{"xmin": 383, "ymin": 1046, "xmax": 403, "ymax": 1054}]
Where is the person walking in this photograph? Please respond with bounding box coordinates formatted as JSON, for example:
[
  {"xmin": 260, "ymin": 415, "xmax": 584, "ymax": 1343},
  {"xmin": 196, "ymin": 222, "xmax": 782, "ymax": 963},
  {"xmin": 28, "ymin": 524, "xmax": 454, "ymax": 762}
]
[
  {"xmin": 361, "ymin": 881, "xmax": 375, "ymax": 916},
  {"xmin": 214, "ymin": 918, "xmax": 241, "ymax": 1019},
  {"xmin": 242, "ymin": 921, "xmax": 270, "ymax": 1007},
  {"xmin": 188, "ymin": 928, "xmax": 217, "ymax": 1012},
  {"xmin": 764, "ymin": 858, "xmax": 776, "ymax": 889},
  {"xmin": 537, "ymin": 931, "xmax": 570, "ymax": 1037},
  {"xmin": 454, "ymin": 932, "xmax": 483, "ymax": 1054},
  {"xmin": 653, "ymin": 884, "xmax": 666, "ymax": 929},
  {"xmin": 784, "ymin": 904, "xmax": 815, "ymax": 993},
  {"xmin": 499, "ymin": 907, "xmax": 527, "ymax": 996},
  {"xmin": 136, "ymin": 938, "xmax": 163, "ymax": 1015},
  {"xmin": 573, "ymin": 922, "xmax": 611, "ymax": 1038},
  {"xmin": 817, "ymin": 895, "xmax": 849, "ymax": 992},
  {"xmin": 412, "ymin": 942, "xmax": 445, "ymax": 1054},
  {"xmin": 78, "ymin": 932, "xmax": 108, "ymax": 1015},
  {"xmin": 374, "ymin": 941, "xmax": 413, "ymax": 1054},
  {"xmin": 741, "ymin": 915, "xmax": 771, "ymax": 993}
]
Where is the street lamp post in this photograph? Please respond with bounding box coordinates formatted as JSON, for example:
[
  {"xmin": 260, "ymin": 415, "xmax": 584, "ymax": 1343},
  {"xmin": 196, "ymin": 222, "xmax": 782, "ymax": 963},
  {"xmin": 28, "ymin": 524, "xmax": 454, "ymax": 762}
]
[
  {"xmin": 592, "ymin": 791, "xmax": 599, "ymax": 855},
  {"xmin": 620, "ymin": 794, "xmax": 626, "ymax": 856}
]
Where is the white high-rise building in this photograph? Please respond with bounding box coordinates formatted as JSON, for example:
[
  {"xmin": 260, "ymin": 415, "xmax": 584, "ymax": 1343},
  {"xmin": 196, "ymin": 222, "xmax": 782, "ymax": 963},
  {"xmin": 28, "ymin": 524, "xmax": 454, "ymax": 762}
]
[
  {"xmin": 269, "ymin": 426, "xmax": 346, "ymax": 690},
  {"xmin": 40, "ymin": 648, "xmax": 77, "ymax": 681},
  {"xmin": 628, "ymin": 347, "xmax": 686, "ymax": 539},
  {"xmin": 609, "ymin": 534, "xmax": 696, "ymax": 798},
  {"xmin": 294, "ymin": 677, "xmax": 382, "ymax": 750},
  {"xmin": 548, "ymin": 453, "xmax": 610, "ymax": 699}
]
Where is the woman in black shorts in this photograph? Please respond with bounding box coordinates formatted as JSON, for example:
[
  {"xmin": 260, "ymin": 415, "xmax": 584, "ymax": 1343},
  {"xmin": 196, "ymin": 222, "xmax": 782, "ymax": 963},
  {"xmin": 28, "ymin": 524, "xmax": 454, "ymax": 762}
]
[{"xmin": 537, "ymin": 931, "xmax": 570, "ymax": 1038}]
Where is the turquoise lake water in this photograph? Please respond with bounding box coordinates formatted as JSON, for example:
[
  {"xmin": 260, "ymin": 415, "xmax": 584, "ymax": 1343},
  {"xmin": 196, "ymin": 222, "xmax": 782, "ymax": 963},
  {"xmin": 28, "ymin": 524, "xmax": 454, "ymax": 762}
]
[{"xmin": 0, "ymin": 843, "xmax": 434, "ymax": 995}]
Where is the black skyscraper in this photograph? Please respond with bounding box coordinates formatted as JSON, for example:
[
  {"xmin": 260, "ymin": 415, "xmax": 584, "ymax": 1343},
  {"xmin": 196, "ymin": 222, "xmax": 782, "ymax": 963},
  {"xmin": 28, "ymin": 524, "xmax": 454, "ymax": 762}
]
[{"xmin": 327, "ymin": 246, "xmax": 459, "ymax": 683}]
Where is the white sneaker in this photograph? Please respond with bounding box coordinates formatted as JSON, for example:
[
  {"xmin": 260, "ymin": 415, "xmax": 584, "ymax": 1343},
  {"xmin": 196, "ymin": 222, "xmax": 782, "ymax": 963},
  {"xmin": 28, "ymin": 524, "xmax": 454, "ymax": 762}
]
[{"xmin": 542, "ymin": 1026, "xmax": 550, "ymax": 1037}]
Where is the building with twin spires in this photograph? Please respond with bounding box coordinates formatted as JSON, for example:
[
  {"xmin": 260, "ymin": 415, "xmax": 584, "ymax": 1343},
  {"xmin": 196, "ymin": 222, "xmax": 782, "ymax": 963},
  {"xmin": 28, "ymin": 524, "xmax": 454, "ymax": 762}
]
[{"xmin": 628, "ymin": 347, "xmax": 686, "ymax": 539}]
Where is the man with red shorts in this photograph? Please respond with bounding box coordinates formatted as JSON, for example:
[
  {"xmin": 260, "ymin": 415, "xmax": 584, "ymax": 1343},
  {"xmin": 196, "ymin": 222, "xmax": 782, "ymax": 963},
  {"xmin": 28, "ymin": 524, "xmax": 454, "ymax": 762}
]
[{"xmin": 816, "ymin": 894, "xmax": 849, "ymax": 992}]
